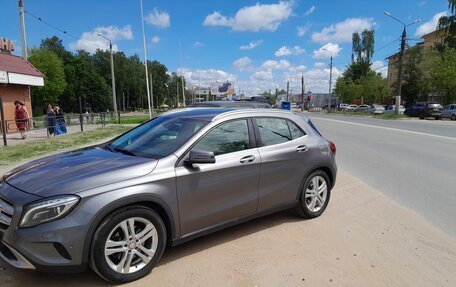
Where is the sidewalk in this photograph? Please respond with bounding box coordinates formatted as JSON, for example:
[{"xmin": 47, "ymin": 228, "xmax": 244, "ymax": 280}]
[{"xmin": 1, "ymin": 124, "xmax": 103, "ymax": 147}]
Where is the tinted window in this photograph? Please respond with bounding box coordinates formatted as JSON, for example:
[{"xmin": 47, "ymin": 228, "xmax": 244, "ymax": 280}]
[
  {"xmin": 256, "ymin": 118, "xmax": 292, "ymax": 147},
  {"xmin": 193, "ymin": 120, "xmax": 249, "ymax": 156},
  {"xmin": 288, "ymin": 120, "xmax": 306, "ymax": 139}
]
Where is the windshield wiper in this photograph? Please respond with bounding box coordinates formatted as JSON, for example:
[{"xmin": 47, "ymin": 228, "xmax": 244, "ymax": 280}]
[
  {"xmin": 105, "ymin": 144, "xmax": 114, "ymax": 152},
  {"xmin": 113, "ymin": 148, "xmax": 136, "ymax": 156}
]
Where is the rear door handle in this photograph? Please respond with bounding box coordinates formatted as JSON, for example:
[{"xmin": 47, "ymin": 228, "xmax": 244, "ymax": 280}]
[
  {"xmin": 296, "ymin": 145, "xmax": 308, "ymax": 153},
  {"xmin": 240, "ymin": 155, "xmax": 255, "ymax": 163}
]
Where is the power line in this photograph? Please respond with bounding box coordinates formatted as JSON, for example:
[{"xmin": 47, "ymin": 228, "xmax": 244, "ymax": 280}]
[{"xmin": 24, "ymin": 10, "xmax": 108, "ymax": 52}]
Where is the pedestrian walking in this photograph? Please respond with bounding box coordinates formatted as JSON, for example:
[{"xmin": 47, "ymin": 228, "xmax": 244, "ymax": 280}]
[
  {"xmin": 53, "ymin": 105, "xmax": 67, "ymax": 135},
  {"xmin": 14, "ymin": 100, "xmax": 29, "ymax": 139},
  {"xmin": 46, "ymin": 104, "xmax": 55, "ymax": 135}
]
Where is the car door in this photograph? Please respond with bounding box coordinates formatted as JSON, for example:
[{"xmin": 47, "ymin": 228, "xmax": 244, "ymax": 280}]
[
  {"xmin": 253, "ymin": 117, "xmax": 314, "ymax": 212},
  {"xmin": 175, "ymin": 118, "xmax": 260, "ymax": 236}
]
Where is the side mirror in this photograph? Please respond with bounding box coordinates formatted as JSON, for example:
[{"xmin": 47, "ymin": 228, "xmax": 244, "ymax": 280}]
[{"xmin": 185, "ymin": 149, "xmax": 215, "ymax": 165}]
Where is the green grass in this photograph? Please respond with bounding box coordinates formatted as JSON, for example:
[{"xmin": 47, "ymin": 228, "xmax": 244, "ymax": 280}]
[
  {"xmin": 375, "ymin": 113, "xmax": 408, "ymax": 119},
  {"xmin": 325, "ymin": 110, "xmax": 408, "ymax": 119},
  {"xmin": 105, "ymin": 118, "xmax": 149, "ymax": 124},
  {"xmin": 0, "ymin": 126, "xmax": 132, "ymax": 166}
]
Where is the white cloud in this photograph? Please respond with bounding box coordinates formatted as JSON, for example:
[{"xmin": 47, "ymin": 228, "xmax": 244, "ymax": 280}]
[
  {"xmin": 313, "ymin": 43, "xmax": 342, "ymax": 59},
  {"xmin": 261, "ymin": 59, "xmax": 291, "ymax": 70},
  {"xmin": 69, "ymin": 25, "xmax": 133, "ymax": 53},
  {"xmin": 193, "ymin": 41, "xmax": 204, "ymax": 47},
  {"xmin": 418, "ymin": 1, "xmax": 427, "ymax": 7},
  {"xmin": 253, "ymin": 71, "xmax": 274, "ymax": 81},
  {"xmin": 314, "ymin": 62, "xmax": 326, "ymax": 68},
  {"xmin": 275, "ymin": 46, "xmax": 305, "ymax": 57},
  {"xmin": 203, "ymin": 1, "xmax": 293, "ymax": 32},
  {"xmin": 311, "ymin": 18, "xmax": 374, "ymax": 43},
  {"xmin": 240, "ymin": 40, "xmax": 263, "ymax": 50},
  {"xmin": 145, "ymin": 8, "xmax": 170, "ymax": 28},
  {"xmin": 304, "ymin": 6, "xmax": 315, "ymax": 16},
  {"xmin": 297, "ymin": 25, "xmax": 310, "ymax": 37},
  {"xmin": 151, "ymin": 36, "xmax": 160, "ymax": 44},
  {"xmin": 181, "ymin": 68, "xmax": 236, "ymax": 87},
  {"xmin": 414, "ymin": 12, "xmax": 448, "ymax": 37},
  {"xmin": 371, "ymin": 60, "xmax": 388, "ymax": 78},
  {"xmin": 233, "ymin": 57, "xmax": 253, "ymax": 71}
]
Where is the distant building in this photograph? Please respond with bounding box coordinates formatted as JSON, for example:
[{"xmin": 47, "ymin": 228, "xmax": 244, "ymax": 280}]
[
  {"xmin": 0, "ymin": 50, "xmax": 44, "ymax": 133},
  {"xmin": 386, "ymin": 29, "xmax": 447, "ymax": 88}
]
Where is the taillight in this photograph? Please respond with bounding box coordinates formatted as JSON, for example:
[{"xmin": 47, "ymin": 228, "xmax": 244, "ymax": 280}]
[{"xmin": 328, "ymin": 140, "xmax": 336, "ymax": 156}]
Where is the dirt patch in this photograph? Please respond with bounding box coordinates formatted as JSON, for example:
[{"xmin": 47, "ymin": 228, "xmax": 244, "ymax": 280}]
[{"xmin": 1, "ymin": 171, "xmax": 455, "ymax": 286}]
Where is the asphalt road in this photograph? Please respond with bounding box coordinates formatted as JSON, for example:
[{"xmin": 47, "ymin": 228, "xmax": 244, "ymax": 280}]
[{"xmin": 307, "ymin": 112, "xmax": 456, "ymax": 237}]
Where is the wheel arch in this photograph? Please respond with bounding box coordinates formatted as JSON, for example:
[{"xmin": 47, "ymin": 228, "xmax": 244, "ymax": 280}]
[{"xmin": 81, "ymin": 195, "xmax": 176, "ymax": 267}]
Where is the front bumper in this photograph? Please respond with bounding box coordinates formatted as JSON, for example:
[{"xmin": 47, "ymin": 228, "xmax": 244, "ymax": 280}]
[{"xmin": 0, "ymin": 182, "xmax": 90, "ymax": 272}]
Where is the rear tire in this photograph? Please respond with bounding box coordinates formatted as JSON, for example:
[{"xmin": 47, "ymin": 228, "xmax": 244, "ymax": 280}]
[
  {"xmin": 89, "ymin": 206, "xmax": 166, "ymax": 283},
  {"xmin": 296, "ymin": 170, "xmax": 331, "ymax": 218},
  {"xmin": 419, "ymin": 113, "xmax": 424, "ymax": 120},
  {"xmin": 452, "ymin": 114, "xmax": 456, "ymax": 121}
]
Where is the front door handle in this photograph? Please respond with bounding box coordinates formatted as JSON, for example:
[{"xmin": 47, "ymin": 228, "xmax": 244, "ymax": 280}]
[
  {"xmin": 240, "ymin": 155, "xmax": 255, "ymax": 163},
  {"xmin": 296, "ymin": 145, "xmax": 308, "ymax": 152}
]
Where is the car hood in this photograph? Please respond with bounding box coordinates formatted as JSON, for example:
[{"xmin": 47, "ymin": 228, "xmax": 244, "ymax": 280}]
[{"xmin": 3, "ymin": 146, "xmax": 158, "ymax": 197}]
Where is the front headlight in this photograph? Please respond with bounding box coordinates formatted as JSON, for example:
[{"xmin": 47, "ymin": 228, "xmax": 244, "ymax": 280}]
[{"xmin": 20, "ymin": 195, "xmax": 80, "ymax": 228}]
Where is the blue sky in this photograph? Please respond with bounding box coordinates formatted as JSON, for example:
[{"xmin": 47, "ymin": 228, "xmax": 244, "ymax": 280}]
[{"xmin": 1, "ymin": 0, "xmax": 451, "ymax": 96}]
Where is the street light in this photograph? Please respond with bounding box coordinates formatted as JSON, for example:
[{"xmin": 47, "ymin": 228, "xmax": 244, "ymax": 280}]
[
  {"xmin": 384, "ymin": 11, "xmax": 421, "ymax": 115},
  {"xmin": 322, "ymin": 48, "xmax": 333, "ymax": 110},
  {"xmin": 97, "ymin": 33, "xmax": 118, "ymax": 118}
]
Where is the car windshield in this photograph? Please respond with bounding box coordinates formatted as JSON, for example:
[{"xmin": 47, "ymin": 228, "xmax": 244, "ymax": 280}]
[{"xmin": 108, "ymin": 117, "xmax": 209, "ymax": 159}]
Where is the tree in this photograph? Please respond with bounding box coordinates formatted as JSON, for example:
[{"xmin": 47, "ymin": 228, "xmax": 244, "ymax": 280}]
[
  {"xmin": 352, "ymin": 30, "xmax": 375, "ymax": 64},
  {"xmin": 426, "ymin": 48, "xmax": 456, "ymax": 104},
  {"xmin": 400, "ymin": 46, "xmax": 430, "ymax": 105},
  {"xmin": 438, "ymin": 0, "xmax": 456, "ymax": 48},
  {"xmin": 28, "ymin": 49, "xmax": 67, "ymax": 115}
]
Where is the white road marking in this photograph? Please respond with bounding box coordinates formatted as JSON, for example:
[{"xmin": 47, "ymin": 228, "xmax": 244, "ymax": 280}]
[{"xmin": 312, "ymin": 117, "xmax": 456, "ymax": 141}]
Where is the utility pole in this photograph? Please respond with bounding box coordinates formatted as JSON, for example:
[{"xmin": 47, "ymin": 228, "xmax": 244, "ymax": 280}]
[
  {"xmin": 286, "ymin": 81, "xmax": 289, "ymax": 101},
  {"xmin": 179, "ymin": 40, "xmax": 185, "ymax": 107},
  {"xmin": 18, "ymin": 0, "xmax": 27, "ymax": 60},
  {"xmin": 384, "ymin": 11, "xmax": 420, "ymax": 115},
  {"xmin": 140, "ymin": 0, "xmax": 152, "ymax": 118},
  {"xmin": 396, "ymin": 27, "xmax": 406, "ymax": 115},
  {"xmin": 328, "ymin": 53, "xmax": 333, "ymax": 110},
  {"xmin": 97, "ymin": 33, "xmax": 118, "ymax": 118},
  {"xmin": 301, "ymin": 74, "xmax": 305, "ymax": 111}
]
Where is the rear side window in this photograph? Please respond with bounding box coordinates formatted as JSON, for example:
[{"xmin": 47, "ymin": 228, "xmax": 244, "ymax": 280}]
[
  {"xmin": 288, "ymin": 121, "xmax": 306, "ymax": 139},
  {"xmin": 255, "ymin": 117, "xmax": 306, "ymax": 147}
]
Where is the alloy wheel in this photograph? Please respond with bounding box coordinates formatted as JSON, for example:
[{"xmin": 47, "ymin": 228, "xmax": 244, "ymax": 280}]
[
  {"xmin": 104, "ymin": 217, "xmax": 158, "ymax": 274},
  {"xmin": 305, "ymin": 176, "xmax": 328, "ymax": 212}
]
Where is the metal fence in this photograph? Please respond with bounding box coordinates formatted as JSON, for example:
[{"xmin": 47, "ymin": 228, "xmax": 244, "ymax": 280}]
[{"xmin": 0, "ymin": 112, "xmax": 121, "ymax": 146}]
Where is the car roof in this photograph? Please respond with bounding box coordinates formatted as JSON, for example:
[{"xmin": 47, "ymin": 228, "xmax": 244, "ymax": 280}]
[{"xmin": 160, "ymin": 107, "xmax": 299, "ymax": 122}]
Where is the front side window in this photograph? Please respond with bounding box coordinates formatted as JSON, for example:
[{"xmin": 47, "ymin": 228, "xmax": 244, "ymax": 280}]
[
  {"xmin": 193, "ymin": 119, "xmax": 250, "ymax": 156},
  {"xmin": 109, "ymin": 117, "xmax": 208, "ymax": 159}
]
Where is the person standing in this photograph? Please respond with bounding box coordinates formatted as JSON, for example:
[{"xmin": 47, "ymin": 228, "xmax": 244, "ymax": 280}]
[
  {"xmin": 14, "ymin": 100, "xmax": 29, "ymax": 139},
  {"xmin": 46, "ymin": 104, "xmax": 56, "ymax": 136},
  {"xmin": 53, "ymin": 105, "xmax": 67, "ymax": 135}
]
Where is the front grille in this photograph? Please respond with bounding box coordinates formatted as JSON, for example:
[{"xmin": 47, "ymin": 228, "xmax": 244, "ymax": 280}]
[{"xmin": 0, "ymin": 198, "xmax": 14, "ymax": 229}]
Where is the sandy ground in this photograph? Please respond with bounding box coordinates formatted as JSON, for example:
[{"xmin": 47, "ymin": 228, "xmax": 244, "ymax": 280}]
[{"xmin": 1, "ymin": 170, "xmax": 455, "ymax": 287}]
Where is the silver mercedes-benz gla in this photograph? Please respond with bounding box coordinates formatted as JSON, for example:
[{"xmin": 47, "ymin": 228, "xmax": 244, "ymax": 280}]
[{"xmin": 0, "ymin": 108, "xmax": 337, "ymax": 283}]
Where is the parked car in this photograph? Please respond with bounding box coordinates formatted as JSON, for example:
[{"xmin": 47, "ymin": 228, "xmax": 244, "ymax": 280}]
[
  {"xmin": 384, "ymin": 105, "xmax": 405, "ymax": 114},
  {"xmin": 346, "ymin": 104, "xmax": 358, "ymax": 111},
  {"xmin": 368, "ymin": 104, "xmax": 385, "ymax": 114},
  {"xmin": 442, "ymin": 104, "xmax": 456, "ymax": 120},
  {"xmin": 419, "ymin": 102, "xmax": 443, "ymax": 119},
  {"xmin": 0, "ymin": 108, "xmax": 337, "ymax": 283},
  {"xmin": 404, "ymin": 102, "xmax": 426, "ymax": 117},
  {"xmin": 337, "ymin": 103, "xmax": 349, "ymax": 111},
  {"xmin": 356, "ymin": 104, "xmax": 370, "ymax": 112}
]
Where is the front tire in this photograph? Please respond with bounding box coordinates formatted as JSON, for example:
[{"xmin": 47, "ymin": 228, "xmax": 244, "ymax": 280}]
[
  {"xmin": 296, "ymin": 170, "xmax": 331, "ymax": 218},
  {"xmin": 89, "ymin": 206, "xmax": 166, "ymax": 283},
  {"xmin": 451, "ymin": 114, "xmax": 456, "ymax": 121}
]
